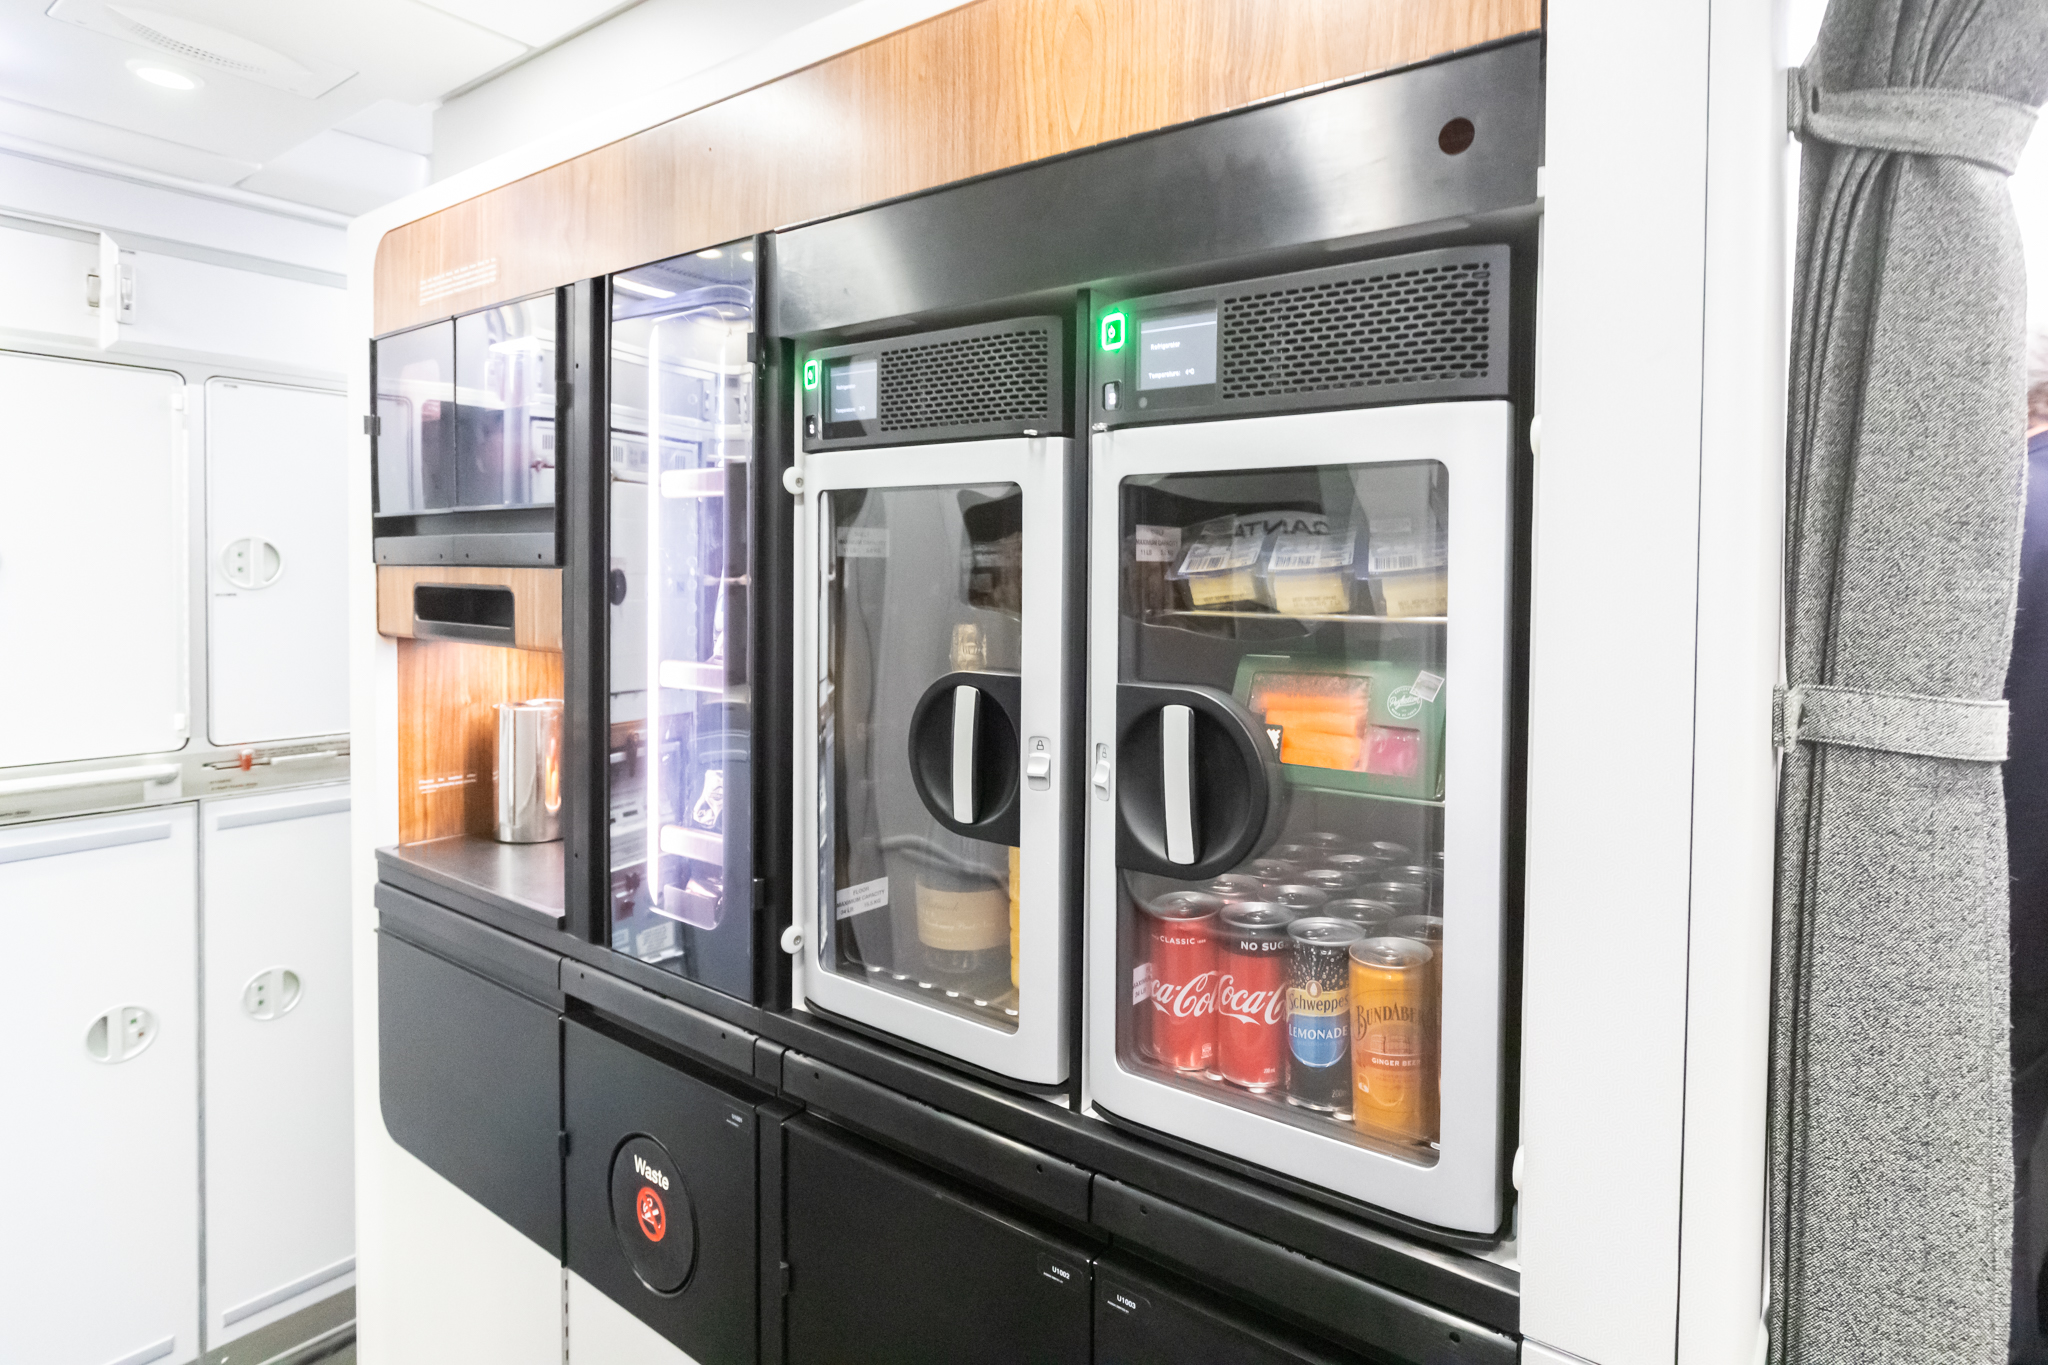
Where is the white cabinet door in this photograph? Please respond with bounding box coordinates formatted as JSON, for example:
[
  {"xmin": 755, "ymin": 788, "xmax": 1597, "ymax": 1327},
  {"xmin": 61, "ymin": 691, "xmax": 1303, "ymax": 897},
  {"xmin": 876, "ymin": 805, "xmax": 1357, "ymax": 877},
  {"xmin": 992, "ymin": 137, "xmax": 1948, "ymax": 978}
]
[
  {"xmin": 0, "ymin": 806, "xmax": 198, "ymax": 1365},
  {"xmin": 205, "ymin": 379, "xmax": 348, "ymax": 745},
  {"xmin": 0, "ymin": 353, "xmax": 188, "ymax": 768},
  {"xmin": 201, "ymin": 786, "xmax": 354, "ymax": 1345}
]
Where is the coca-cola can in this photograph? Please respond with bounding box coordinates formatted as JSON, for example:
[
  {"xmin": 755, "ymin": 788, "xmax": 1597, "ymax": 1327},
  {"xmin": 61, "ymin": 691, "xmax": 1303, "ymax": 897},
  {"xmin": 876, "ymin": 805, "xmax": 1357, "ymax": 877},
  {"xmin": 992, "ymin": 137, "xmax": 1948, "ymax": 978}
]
[
  {"xmin": 1214, "ymin": 904, "xmax": 1294, "ymax": 1090},
  {"xmin": 1246, "ymin": 857, "xmax": 1302, "ymax": 886},
  {"xmin": 1364, "ymin": 840, "xmax": 1412, "ymax": 864},
  {"xmin": 1203, "ymin": 873, "xmax": 1266, "ymax": 904},
  {"xmin": 1271, "ymin": 884, "xmax": 1330, "ymax": 915},
  {"xmin": 1285, "ymin": 917, "xmax": 1365, "ymax": 1112},
  {"xmin": 1140, "ymin": 890, "xmax": 1220, "ymax": 1073}
]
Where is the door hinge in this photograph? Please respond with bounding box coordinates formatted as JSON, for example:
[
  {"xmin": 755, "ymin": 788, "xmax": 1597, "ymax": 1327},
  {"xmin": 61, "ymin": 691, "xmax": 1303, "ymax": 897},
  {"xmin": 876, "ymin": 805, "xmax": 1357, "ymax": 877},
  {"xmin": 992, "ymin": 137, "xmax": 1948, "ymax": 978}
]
[
  {"xmin": 559, "ymin": 1130, "xmax": 572, "ymax": 1157},
  {"xmin": 779, "ymin": 1260, "xmax": 792, "ymax": 1297},
  {"xmin": 363, "ymin": 414, "xmax": 381, "ymax": 437}
]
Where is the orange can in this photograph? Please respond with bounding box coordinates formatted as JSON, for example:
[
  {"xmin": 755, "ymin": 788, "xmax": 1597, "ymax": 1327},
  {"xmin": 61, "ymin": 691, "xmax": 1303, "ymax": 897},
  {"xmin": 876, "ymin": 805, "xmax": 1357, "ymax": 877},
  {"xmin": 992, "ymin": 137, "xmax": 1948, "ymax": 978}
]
[{"xmin": 1348, "ymin": 937, "xmax": 1437, "ymax": 1144}]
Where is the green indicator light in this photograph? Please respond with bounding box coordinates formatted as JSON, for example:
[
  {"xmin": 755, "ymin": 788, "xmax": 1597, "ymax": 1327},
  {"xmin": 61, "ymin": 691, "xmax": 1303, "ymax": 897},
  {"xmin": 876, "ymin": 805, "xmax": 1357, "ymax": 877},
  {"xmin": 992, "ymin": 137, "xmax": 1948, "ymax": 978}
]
[
  {"xmin": 1100, "ymin": 312, "xmax": 1127, "ymax": 352},
  {"xmin": 802, "ymin": 358, "xmax": 819, "ymax": 391}
]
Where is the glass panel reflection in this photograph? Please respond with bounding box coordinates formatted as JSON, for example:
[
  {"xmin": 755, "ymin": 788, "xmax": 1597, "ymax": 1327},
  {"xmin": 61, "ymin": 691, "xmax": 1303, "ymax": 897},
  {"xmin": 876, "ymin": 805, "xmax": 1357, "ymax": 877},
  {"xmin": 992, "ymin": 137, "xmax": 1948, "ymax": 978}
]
[
  {"xmin": 820, "ymin": 482, "xmax": 1024, "ymax": 1032},
  {"xmin": 1117, "ymin": 460, "xmax": 1448, "ymax": 1162},
  {"xmin": 606, "ymin": 248, "xmax": 755, "ymax": 998}
]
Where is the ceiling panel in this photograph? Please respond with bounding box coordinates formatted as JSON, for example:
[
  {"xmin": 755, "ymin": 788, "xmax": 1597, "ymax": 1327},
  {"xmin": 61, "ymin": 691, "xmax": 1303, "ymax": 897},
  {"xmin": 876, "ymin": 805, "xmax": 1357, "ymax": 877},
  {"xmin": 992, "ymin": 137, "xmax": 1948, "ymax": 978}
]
[
  {"xmin": 412, "ymin": 0, "xmax": 630, "ymax": 50},
  {"xmin": 0, "ymin": 90, "xmax": 257, "ymax": 182},
  {"xmin": 0, "ymin": 0, "xmax": 526, "ymax": 176}
]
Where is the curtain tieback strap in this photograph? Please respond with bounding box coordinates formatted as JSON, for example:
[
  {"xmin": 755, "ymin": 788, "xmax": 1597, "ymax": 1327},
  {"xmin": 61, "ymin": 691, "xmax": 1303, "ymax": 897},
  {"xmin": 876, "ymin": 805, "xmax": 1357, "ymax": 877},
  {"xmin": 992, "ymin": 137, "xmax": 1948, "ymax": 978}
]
[
  {"xmin": 1788, "ymin": 66, "xmax": 2037, "ymax": 174},
  {"xmin": 1773, "ymin": 684, "xmax": 2009, "ymax": 762}
]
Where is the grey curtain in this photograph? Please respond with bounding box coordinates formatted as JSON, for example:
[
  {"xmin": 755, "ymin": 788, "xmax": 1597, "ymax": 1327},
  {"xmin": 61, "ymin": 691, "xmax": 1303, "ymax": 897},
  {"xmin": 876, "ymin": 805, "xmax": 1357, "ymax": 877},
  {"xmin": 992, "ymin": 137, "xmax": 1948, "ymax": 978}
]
[{"xmin": 1773, "ymin": 3, "xmax": 2047, "ymax": 1362}]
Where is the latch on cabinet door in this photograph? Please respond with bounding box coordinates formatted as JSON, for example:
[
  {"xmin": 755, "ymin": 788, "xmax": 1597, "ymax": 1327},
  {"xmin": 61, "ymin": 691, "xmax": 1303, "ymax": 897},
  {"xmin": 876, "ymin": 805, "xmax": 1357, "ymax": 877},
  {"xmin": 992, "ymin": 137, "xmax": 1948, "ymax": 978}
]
[
  {"xmin": 1025, "ymin": 735, "xmax": 1052, "ymax": 790},
  {"xmin": 84, "ymin": 1005, "xmax": 157, "ymax": 1063},
  {"xmin": 219, "ymin": 536, "xmax": 284, "ymax": 590},
  {"xmin": 242, "ymin": 967, "xmax": 303, "ymax": 1020}
]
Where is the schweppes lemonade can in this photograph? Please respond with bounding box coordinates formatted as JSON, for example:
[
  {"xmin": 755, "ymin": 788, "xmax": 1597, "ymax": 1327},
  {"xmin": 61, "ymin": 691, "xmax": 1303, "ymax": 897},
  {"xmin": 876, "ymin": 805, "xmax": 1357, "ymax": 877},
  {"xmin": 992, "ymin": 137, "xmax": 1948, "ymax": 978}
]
[{"xmin": 1348, "ymin": 936, "xmax": 1436, "ymax": 1143}]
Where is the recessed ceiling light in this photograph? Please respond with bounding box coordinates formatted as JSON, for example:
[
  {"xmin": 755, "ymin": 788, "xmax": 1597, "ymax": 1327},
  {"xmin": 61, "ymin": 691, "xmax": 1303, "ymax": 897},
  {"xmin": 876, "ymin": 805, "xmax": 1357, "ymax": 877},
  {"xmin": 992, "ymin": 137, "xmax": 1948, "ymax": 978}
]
[
  {"xmin": 741, "ymin": 250, "xmax": 756, "ymax": 262},
  {"xmin": 127, "ymin": 58, "xmax": 200, "ymax": 90},
  {"xmin": 615, "ymin": 277, "xmax": 675, "ymax": 299},
  {"xmin": 696, "ymin": 248, "xmax": 723, "ymax": 259}
]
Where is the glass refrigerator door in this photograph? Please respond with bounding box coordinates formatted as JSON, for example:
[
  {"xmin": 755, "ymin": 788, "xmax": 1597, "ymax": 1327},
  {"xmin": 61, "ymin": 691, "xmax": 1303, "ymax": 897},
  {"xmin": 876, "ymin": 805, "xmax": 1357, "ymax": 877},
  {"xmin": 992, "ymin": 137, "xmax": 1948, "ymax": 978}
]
[
  {"xmin": 799, "ymin": 440, "xmax": 1070, "ymax": 1083},
  {"xmin": 1084, "ymin": 402, "xmax": 1509, "ymax": 1232},
  {"xmin": 606, "ymin": 249, "xmax": 756, "ymax": 998}
]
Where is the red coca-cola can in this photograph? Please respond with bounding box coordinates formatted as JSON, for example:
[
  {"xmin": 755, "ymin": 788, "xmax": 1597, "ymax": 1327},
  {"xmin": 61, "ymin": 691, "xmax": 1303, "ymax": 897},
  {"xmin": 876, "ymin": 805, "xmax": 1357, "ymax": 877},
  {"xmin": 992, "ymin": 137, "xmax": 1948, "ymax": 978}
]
[
  {"xmin": 1215, "ymin": 903, "xmax": 1294, "ymax": 1090},
  {"xmin": 1140, "ymin": 890, "xmax": 1221, "ymax": 1072}
]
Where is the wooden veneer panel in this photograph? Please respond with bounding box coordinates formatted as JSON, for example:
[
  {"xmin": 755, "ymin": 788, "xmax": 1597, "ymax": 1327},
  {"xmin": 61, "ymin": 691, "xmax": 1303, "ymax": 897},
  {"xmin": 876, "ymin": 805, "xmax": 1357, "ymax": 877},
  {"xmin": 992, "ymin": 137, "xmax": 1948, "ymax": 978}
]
[
  {"xmin": 373, "ymin": 0, "xmax": 1541, "ymax": 332},
  {"xmin": 396, "ymin": 638, "xmax": 564, "ymax": 843}
]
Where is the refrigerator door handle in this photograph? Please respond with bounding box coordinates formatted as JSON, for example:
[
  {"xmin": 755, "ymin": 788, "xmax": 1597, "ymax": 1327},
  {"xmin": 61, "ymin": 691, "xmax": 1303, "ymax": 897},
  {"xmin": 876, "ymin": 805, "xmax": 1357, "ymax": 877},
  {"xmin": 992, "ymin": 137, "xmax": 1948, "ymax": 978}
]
[
  {"xmin": 907, "ymin": 670, "xmax": 1023, "ymax": 845},
  {"xmin": 951, "ymin": 685, "xmax": 980, "ymax": 824},
  {"xmin": 1161, "ymin": 704, "xmax": 1196, "ymax": 864},
  {"xmin": 1114, "ymin": 683, "xmax": 1283, "ymax": 880}
]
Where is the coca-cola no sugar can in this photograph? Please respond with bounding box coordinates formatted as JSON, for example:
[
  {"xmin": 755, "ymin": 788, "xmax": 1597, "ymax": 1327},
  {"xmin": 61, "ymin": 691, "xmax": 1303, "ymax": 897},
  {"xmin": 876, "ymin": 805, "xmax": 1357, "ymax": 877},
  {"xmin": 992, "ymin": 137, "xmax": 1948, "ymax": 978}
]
[
  {"xmin": 1141, "ymin": 891, "xmax": 1221, "ymax": 1072},
  {"xmin": 1214, "ymin": 904, "xmax": 1293, "ymax": 1090}
]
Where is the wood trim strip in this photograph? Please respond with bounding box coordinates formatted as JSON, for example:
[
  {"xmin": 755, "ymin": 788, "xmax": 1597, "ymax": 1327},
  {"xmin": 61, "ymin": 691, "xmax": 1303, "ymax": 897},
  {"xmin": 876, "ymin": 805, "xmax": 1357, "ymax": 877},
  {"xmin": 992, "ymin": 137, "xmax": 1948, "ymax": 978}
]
[
  {"xmin": 376, "ymin": 565, "xmax": 564, "ymax": 653},
  {"xmin": 374, "ymin": 0, "xmax": 1541, "ymax": 333}
]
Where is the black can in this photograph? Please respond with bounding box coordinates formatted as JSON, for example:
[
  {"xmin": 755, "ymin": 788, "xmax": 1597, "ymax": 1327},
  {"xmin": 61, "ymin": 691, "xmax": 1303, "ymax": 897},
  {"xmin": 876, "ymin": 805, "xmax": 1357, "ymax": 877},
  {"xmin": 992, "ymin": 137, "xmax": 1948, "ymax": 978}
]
[
  {"xmin": 1301, "ymin": 867, "xmax": 1362, "ymax": 896},
  {"xmin": 1323, "ymin": 897, "xmax": 1399, "ymax": 935},
  {"xmin": 1361, "ymin": 880, "xmax": 1428, "ymax": 915},
  {"xmin": 1387, "ymin": 863, "xmax": 1443, "ymax": 913},
  {"xmin": 1285, "ymin": 917, "xmax": 1364, "ymax": 1112},
  {"xmin": 1320, "ymin": 851, "xmax": 1384, "ymax": 879}
]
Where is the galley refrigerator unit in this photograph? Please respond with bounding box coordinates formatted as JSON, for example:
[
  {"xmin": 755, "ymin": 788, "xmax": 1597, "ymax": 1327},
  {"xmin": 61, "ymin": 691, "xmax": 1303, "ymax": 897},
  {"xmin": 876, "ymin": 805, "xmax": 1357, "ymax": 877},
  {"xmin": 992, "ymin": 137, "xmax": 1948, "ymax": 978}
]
[
  {"xmin": 1084, "ymin": 247, "xmax": 1513, "ymax": 1233},
  {"xmin": 597, "ymin": 243, "xmax": 765, "ymax": 1000},
  {"xmin": 793, "ymin": 319, "xmax": 1074, "ymax": 1085}
]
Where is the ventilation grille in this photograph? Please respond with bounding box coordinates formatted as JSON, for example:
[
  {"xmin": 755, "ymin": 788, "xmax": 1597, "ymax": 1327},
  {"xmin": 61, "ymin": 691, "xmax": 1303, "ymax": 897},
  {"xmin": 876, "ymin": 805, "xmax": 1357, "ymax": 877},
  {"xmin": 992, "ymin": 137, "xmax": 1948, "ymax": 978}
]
[
  {"xmin": 878, "ymin": 328, "xmax": 1053, "ymax": 433},
  {"xmin": 1219, "ymin": 259, "xmax": 1495, "ymax": 401}
]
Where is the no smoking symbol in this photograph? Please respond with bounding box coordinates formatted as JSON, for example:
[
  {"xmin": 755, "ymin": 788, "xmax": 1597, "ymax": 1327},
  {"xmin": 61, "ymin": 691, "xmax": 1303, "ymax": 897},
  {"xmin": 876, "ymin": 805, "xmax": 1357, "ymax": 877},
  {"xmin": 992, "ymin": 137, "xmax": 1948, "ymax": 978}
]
[{"xmin": 636, "ymin": 1186, "xmax": 666, "ymax": 1242}]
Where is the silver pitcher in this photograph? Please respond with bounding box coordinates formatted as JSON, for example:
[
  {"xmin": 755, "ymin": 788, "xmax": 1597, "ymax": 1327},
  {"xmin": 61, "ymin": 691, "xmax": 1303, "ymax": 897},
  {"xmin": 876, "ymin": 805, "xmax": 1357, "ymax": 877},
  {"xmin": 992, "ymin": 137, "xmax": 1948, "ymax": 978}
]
[{"xmin": 495, "ymin": 697, "xmax": 563, "ymax": 843}]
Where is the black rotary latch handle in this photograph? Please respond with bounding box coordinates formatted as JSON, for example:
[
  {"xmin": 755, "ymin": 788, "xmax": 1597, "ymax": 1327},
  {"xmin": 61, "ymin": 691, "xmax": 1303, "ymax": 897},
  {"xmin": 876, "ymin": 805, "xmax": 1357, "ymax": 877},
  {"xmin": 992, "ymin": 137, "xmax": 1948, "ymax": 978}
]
[
  {"xmin": 907, "ymin": 670, "xmax": 1023, "ymax": 845},
  {"xmin": 1115, "ymin": 683, "xmax": 1283, "ymax": 880}
]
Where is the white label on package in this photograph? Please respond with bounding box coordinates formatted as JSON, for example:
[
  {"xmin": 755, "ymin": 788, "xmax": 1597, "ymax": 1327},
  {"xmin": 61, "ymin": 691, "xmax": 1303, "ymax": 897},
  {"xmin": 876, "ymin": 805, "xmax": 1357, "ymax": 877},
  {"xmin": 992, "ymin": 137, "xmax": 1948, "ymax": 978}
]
[
  {"xmin": 1133, "ymin": 525, "xmax": 1182, "ymax": 562},
  {"xmin": 835, "ymin": 876, "xmax": 890, "ymax": 919},
  {"xmin": 1411, "ymin": 670, "xmax": 1445, "ymax": 702},
  {"xmin": 1366, "ymin": 529, "xmax": 1448, "ymax": 575},
  {"xmin": 836, "ymin": 526, "xmax": 890, "ymax": 559},
  {"xmin": 1266, "ymin": 529, "xmax": 1356, "ymax": 574},
  {"xmin": 1132, "ymin": 961, "xmax": 1154, "ymax": 1006},
  {"xmin": 1178, "ymin": 534, "xmax": 1263, "ymax": 575}
]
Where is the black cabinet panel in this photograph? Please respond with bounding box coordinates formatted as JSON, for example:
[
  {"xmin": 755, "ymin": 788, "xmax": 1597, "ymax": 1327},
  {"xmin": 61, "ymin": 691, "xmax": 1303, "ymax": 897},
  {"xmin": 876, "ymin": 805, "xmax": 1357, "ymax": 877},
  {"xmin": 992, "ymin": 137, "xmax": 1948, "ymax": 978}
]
[
  {"xmin": 783, "ymin": 1117, "xmax": 1093, "ymax": 1364},
  {"xmin": 377, "ymin": 931, "xmax": 562, "ymax": 1253},
  {"xmin": 564, "ymin": 1018, "xmax": 764, "ymax": 1364},
  {"xmin": 1097, "ymin": 1260, "xmax": 1366, "ymax": 1365}
]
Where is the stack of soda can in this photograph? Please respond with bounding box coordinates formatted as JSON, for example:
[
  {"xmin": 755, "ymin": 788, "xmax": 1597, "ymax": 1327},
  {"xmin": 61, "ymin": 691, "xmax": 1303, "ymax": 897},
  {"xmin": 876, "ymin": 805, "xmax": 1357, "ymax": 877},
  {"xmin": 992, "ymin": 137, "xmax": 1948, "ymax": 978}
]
[{"xmin": 1137, "ymin": 834, "xmax": 1445, "ymax": 1144}]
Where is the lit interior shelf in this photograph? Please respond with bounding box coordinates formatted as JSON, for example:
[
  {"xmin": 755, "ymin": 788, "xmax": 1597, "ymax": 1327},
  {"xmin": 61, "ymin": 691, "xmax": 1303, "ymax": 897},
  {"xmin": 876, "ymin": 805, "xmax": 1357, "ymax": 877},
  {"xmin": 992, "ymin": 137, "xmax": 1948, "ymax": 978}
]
[
  {"xmin": 1152, "ymin": 609, "xmax": 1448, "ymax": 625},
  {"xmin": 660, "ymin": 467, "xmax": 729, "ymax": 499},
  {"xmin": 659, "ymin": 824, "xmax": 722, "ymax": 862},
  {"xmin": 657, "ymin": 660, "xmax": 726, "ymax": 692}
]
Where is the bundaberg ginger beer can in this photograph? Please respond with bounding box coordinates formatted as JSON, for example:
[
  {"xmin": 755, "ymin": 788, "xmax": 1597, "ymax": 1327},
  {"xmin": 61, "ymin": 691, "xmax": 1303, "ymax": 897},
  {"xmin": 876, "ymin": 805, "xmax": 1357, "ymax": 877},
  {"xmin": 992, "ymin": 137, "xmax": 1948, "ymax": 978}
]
[{"xmin": 1348, "ymin": 936, "xmax": 1437, "ymax": 1144}]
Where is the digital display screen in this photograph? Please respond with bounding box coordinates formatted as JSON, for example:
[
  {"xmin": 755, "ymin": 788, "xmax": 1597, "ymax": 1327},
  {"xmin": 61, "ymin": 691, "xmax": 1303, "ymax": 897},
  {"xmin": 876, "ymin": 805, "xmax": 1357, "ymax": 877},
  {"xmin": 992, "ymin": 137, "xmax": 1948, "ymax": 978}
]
[
  {"xmin": 828, "ymin": 356, "xmax": 879, "ymax": 422},
  {"xmin": 1138, "ymin": 310, "xmax": 1218, "ymax": 390}
]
